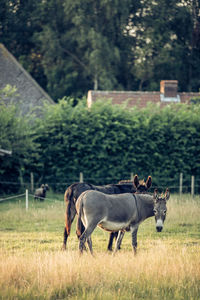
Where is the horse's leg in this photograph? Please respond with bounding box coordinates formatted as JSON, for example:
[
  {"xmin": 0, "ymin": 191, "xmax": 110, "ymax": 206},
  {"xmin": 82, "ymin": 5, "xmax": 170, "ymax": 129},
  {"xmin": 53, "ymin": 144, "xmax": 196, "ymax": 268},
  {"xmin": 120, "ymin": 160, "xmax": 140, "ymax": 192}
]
[
  {"xmin": 107, "ymin": 232, "xmax": 117, "ymax": 251},
  {"xmin": 62, "ymin": 207, "xmax": 76, "ymax": 250},
  {"xmin": 62, "ymin": 227, "xmax": 69, "ymax": 251},
  {"xmin": 131, "ymin": 225, "xmax": 139, "ymax": 255},
  {"xmin": 113, "ymin": 231, "xmax": 125, "ymax": 253}
]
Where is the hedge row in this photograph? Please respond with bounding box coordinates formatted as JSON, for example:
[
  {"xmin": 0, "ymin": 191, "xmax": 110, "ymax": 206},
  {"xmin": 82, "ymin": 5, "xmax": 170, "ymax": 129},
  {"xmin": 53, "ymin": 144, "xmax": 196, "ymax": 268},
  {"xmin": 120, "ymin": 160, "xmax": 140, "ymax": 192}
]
[
  {"xmin": 1, "ymin": 94, "xmax": 200, "ymax": 194},
  {"xmin": 31, "ymin": 99, "xmax": 200, "ymax": 192}
]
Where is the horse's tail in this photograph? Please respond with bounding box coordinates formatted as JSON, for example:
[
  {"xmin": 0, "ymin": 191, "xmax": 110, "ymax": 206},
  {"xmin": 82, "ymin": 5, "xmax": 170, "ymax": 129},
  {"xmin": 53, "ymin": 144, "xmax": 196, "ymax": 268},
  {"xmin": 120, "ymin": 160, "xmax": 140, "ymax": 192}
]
[
  {"xmin": 64, "ymin": 188, "xmax": 73, "ymax": 236},
  {"xmin": 76, "ymin": 196, "xmax": 84, "ymax": 238}
]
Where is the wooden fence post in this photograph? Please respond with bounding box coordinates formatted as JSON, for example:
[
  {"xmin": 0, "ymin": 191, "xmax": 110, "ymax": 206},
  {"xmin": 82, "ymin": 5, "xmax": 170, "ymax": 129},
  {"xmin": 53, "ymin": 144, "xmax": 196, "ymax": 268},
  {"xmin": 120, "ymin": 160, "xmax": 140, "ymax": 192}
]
[
  {"xmin": 130, "ymin": 173, "xmax": 134, "ymax": 181},
  {"xmin": 26, "ymin": 189, "xmax": 28, "ymax": 211},
  {"xmin": 179, "ymin": 173, "xmax": 183, "ymax": 195},
  {"xmin": 191, "ymin": 176, "xmax": 195, "ymax": 197},
  {"xmin": 80, "ymin": 172, "xmax": 83, "ymax": 183},
  {"xmin": 30, "ymin": 172, "xmax": 34, "ymax": 193}
]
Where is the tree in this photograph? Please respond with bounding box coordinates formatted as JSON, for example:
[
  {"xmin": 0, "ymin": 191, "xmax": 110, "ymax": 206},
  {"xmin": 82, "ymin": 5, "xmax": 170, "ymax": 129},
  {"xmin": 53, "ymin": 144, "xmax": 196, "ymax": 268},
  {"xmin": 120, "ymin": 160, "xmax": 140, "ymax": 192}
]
[
  {"xmin": 0, "ymin": 0, "xmax": 47, "ymax": 90},
  {"xmin": 1, "ymin": 0, "xmax": 199, "ymax": 100},
  {"xmin": 131, "ymin": 0, "xmax": 200, "ymax": 92},
  {"xmin": 33, "ymin": 0, "xmax": 139, "ymax": 100}
]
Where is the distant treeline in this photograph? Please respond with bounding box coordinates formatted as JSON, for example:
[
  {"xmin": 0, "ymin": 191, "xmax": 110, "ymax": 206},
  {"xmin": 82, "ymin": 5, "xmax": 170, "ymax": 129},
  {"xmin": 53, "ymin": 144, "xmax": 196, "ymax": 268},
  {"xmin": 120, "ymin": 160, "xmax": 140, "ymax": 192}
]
[
  {"xmin": 1, "ymin": 88, "xmax": 200, "ymax": 194},
  {"xmin": 1, "ymin": 0, "xmax": 200, "ymax": 100}
]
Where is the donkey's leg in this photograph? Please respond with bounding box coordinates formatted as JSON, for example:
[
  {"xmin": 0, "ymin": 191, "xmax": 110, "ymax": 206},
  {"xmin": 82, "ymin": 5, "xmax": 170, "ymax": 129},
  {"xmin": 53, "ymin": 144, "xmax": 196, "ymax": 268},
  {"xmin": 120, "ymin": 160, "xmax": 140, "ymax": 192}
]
[
  {"xmin": 62, "ymin": 207, "xmax": 76, "ymax": 250},
  {"xmin": 79, "ymin": 221, "xmax": 86, "ymax": 237},
  {"xmin": 114, "ymin": 231, "xmax": 125, "ymax": 253},
  {"xmin": 86, "ymin": 236, "xmax": 93, "ymax": 255},
  {"xmin": 76, "ymin": 216, "xmax": 87, "ymax": 252},
  {"xmin": 131, "ymin": 225, "xmax": 139, "ymax": 255},
  {"xmin": 107, "ymin": 232, "xmax": 118, "ymax": 251},
  {"xmin": 79, "ymin": 223, "xmax": 97, "ymax": 255}
]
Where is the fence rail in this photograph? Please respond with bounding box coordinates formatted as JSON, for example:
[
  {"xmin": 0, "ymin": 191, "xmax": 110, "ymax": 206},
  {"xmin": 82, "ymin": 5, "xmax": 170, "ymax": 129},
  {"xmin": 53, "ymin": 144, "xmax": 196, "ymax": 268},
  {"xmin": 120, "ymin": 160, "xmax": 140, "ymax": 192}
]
[
  {"xmin": 0, "ymin": 193, "xmax": 26, "ymax": 202},
  {"xmin": 0, "ymin": 190, "xmax": 64, "ymax": 211}
]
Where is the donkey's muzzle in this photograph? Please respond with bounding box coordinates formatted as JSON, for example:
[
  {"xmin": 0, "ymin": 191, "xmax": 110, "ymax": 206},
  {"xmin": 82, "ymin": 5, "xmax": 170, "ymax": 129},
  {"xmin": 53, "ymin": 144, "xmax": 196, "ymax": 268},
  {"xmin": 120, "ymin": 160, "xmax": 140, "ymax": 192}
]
[
  {"xmin": 156, "ymin": 219, "xmax": 163, "ymax": 232},
  {"xmin": 156, "ymin": 226, "xmax": 163, "ymax": 232}
]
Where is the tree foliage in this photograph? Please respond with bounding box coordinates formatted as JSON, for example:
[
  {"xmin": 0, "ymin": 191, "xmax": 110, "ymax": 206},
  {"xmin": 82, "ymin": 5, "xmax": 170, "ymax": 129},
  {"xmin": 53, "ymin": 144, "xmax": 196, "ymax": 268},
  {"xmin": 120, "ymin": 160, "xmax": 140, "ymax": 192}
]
[
  {"xmin": 131, "ymin": 0, "xmax": 200, "ymax": 92},
  {"xmin": 0, "ymin": 86, "xmax": 36, "ymax": 194},
  {"xmin": 1, "ymin": 0, "xmax": 199, "ymax": 100}
]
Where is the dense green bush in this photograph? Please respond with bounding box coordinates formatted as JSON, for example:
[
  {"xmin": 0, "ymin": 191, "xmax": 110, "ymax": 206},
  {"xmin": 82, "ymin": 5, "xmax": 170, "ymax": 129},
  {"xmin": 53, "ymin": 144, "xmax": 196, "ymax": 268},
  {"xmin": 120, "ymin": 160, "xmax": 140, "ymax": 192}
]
[
  {"xmin": 1, "ymin": 91, "xmax": 200, "ymax": 194},
  {"xmin": 32, "ymin": 99, "xmax": 200, "ymax": 192}
]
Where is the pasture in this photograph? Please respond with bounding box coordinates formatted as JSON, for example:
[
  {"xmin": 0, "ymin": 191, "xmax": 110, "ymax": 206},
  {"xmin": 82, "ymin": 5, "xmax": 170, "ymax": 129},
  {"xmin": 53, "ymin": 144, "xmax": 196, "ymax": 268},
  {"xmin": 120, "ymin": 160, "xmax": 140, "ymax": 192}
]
[{"xmin": 0, "ymin": 193, "xmax": 200, "ymax": 300}]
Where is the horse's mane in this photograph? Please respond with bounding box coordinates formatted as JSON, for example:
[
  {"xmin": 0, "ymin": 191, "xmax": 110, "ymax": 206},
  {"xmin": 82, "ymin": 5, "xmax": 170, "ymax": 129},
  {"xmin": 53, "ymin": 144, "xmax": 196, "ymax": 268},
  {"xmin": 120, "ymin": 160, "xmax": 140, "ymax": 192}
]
[
  {"xmin": 118, "ymin": 179, "xmax": 146, "ymax": 185},
  {"xmin": 118, "ymin": 179, "xmax": 133, "ymax": 184}
]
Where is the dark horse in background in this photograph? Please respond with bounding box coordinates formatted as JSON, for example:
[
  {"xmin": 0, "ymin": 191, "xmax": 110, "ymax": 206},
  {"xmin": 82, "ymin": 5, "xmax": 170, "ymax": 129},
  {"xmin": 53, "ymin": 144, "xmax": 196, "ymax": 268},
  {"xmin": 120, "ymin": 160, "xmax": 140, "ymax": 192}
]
[
  {"xmin": 62, "ymin": 174, "xmax": 152, "ymax": 251},
  {"xmin": 34, "ymin": 184, "xmax": 49, "ymax": 201}
]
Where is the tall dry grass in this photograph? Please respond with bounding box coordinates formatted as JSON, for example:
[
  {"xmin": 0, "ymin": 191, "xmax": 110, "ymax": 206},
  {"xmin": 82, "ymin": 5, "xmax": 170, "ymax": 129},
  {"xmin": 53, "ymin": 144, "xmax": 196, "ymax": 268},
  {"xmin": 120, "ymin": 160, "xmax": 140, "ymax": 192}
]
[
  {"xmin": 0, "ymin": 194, "xmax": 200, "ymax": 299},
  {"xmin": 0, "ymin": 243, "xmax": 199, "ymax": 299}
]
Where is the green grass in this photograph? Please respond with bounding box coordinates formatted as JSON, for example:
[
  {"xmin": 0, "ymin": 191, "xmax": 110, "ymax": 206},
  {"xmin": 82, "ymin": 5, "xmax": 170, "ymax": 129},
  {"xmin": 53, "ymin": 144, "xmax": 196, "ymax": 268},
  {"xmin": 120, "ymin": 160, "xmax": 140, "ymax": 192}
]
[{"xmin": 0, "ymin": 193, "xmax": 200, "ymax": 299}]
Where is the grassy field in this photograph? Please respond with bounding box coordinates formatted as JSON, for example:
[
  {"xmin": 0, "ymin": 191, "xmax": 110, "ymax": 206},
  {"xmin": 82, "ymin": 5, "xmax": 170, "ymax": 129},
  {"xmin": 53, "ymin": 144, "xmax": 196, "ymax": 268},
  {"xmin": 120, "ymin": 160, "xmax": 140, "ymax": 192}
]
[{"xmin": 0, "ymin": 193, "xmax": 200, "ymax": 299}]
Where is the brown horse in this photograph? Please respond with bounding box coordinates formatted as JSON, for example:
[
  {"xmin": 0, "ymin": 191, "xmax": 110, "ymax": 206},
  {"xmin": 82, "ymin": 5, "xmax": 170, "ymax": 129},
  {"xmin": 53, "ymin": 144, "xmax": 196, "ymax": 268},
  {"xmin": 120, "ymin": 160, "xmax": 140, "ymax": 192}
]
[{"xmin": 62, "ymin": 174, "xmax": 152, "ymax": 250}]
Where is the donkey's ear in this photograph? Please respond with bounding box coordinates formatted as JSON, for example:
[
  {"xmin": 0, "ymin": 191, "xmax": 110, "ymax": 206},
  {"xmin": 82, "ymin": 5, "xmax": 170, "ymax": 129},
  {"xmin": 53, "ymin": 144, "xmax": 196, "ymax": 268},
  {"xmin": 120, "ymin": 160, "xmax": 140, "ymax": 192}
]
[
  {"xmin": 146, "ymin": 176, "xmax": 152, "ymax": 189},
  {"xmin": 133, "ymin": 174, "xmax": 139, "ymax": 188},
  {"xmin": 165, "ymin": 188, "xmax": 170, "ymax": 201},
  {"xmin": 153, "ymin": 189, "xmax": 159, "ymax": 201}
]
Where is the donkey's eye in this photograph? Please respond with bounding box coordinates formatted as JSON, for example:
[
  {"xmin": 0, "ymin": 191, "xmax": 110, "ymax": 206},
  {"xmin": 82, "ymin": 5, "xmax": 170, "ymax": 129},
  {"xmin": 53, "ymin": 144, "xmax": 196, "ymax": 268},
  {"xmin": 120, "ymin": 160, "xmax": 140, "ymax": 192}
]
[
  {"xmin": 163, "ymin": 210, "xmax": 167, "ymax": 215},
  {"xmin": 153, "ymin": 209, "xmax": 157, "ymax": 214}
]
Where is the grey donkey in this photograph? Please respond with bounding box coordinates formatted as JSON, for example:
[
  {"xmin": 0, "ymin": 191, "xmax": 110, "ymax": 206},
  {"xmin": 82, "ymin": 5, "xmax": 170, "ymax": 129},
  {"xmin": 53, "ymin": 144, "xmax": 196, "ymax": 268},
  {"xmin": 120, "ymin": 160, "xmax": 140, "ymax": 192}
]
[{"xmin": 76, "ymin": 188, "xmax": 170, "ymax": 255}]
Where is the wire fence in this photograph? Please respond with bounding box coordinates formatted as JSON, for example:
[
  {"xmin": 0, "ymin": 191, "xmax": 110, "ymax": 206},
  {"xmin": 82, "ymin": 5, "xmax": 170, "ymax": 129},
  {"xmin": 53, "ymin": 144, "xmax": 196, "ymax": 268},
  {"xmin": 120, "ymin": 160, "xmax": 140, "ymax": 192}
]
[
  {"xmin": 1, "ymin": 175, "xmax": 200, "ymax": 212},
  {"xmin": 1, "ymin": 173, "xmax": 200, "ymax": 200}
]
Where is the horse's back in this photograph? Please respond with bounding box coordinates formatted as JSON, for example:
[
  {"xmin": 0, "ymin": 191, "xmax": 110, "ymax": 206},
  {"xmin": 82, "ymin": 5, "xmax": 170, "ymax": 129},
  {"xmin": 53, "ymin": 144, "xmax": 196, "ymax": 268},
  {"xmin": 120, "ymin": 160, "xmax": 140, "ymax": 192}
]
[
  {"xmin": 65, "ymin": 182, "xmax": 93, "ymax": 203},
  {"xmin": 65, "ymin": 181, "xmax": 134, "ymax": 203}
]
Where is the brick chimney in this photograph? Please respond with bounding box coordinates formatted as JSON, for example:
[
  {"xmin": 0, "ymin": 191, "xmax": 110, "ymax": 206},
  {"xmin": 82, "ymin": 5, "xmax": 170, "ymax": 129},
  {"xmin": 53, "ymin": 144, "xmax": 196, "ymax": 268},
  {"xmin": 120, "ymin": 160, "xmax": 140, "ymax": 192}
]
[{"xmin": 160, "ymin": 80, "xmax": 178, "ymax": 98}]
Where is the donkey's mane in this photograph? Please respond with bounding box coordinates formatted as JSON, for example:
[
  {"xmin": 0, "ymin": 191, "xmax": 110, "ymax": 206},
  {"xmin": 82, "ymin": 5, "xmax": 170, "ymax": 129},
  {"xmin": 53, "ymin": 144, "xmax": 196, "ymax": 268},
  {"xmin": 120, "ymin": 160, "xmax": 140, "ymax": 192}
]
[{"xmin": 137, "ymin": 193, "xmax": 154, "ymax": 206}]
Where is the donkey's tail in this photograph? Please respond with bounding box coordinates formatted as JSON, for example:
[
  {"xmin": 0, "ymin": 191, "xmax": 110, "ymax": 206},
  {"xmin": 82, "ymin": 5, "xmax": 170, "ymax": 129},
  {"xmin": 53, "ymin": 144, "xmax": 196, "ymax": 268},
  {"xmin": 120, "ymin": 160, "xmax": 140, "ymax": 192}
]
[
  {"xmin": 76, "ymin": 198, "xmax": 84, "ymax": 238},
  {"xmin": 64, "ymin": 188, "xmax": 72, "ymax": 236}
]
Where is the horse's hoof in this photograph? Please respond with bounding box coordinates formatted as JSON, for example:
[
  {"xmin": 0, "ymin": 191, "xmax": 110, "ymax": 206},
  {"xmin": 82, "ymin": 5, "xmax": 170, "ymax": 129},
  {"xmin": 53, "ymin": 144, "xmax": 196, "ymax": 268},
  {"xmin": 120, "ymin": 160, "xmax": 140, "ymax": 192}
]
[{"xmin": 83, "ymin": 245, "xmax": 87, "ymax": 252}]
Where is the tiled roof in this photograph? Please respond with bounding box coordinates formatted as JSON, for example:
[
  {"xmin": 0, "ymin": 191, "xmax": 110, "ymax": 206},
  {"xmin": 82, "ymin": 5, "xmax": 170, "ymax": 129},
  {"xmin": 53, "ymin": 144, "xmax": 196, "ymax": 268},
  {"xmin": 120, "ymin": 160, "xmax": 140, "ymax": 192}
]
[
  {"xmin": 0, "ymin": 44, "xmax": 54, "ymax": 117},
  {"xmin": 87, "ymin": 90, "xmax": 200, "ymax": 109}
]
